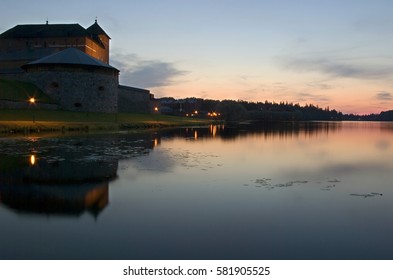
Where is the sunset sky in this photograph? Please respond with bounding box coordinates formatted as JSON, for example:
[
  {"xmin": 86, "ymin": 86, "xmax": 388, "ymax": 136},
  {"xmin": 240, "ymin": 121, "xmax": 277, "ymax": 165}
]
[{"xmin": 1, "ymin": 0, "xmax": 393, "ymax": 114}]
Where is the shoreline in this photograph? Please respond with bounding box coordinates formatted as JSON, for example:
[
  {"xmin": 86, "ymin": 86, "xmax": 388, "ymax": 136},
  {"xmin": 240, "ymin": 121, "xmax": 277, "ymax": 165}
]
[
  {"xmin": 0, "ymin": 110, "xmax": 218, "ymax": 137},
  {"xmin": 0, "ymin": 120, "xmax": 217, "ymax": 137}
]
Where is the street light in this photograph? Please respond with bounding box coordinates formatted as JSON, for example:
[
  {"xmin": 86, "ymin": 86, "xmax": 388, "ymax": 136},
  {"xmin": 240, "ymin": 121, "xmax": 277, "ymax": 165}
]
[
  {"xmin": 29, "ymin": 97, "xmax": 36, "ymax": 122},
  {"xmin": 154, "ymin": 106, "xmax": 159, "ymax": 124}
]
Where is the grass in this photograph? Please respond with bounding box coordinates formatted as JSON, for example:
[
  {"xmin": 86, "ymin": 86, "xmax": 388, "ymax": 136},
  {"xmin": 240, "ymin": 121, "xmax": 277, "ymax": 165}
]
[
  {"xmin": 0, "ymin": 78, "xmax": 216, "ymax": 136},
  {"xmin": 0, "ymin": 109, "xmax": 216, "ymax": 136},
  {"xmin": 0, "ymin": 78, "xmax": 54, "ymax": 103}
]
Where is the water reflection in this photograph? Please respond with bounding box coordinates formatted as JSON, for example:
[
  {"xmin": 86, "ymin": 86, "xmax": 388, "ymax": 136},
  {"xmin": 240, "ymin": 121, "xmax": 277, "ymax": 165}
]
[
  {"xmin": 1, "ymin": 122, "xmax": 393, "ymax": 259},
  {"xmin": 0, "ymin": 132, "xmax": 157, "ymax": 217},
  {"xmin": 30, "ymin": 154, "xmax": 36, "ymax": 165},
  {"xmin": 0, "ymin": 182, "xmax": 108, "ymax": 217},
  {"xmin": 1, "ymin": 122, "xmax": 392, "ymax": 217},
  {"xmin": 157, "ymin": 121, "xmax": 345, "ymax": 141}
]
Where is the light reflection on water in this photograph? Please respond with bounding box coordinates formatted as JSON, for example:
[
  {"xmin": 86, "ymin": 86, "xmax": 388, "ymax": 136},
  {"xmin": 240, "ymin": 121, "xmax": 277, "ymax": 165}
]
[{"xmin": 0, "ymin": 122, "xmax": 393, "ymax": 259}]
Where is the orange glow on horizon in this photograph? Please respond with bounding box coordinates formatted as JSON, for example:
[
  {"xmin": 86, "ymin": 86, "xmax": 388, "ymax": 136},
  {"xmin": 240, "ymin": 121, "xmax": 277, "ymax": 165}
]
[{"xmin": 154, "ymin": 79, "xmax": 391, "ymax": 115}]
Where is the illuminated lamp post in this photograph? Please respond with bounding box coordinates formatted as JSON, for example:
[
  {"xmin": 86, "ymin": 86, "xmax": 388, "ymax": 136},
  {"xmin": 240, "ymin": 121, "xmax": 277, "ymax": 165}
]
[
  {"xmin": 154, "ymin": 106, "xmax": 159, "ymax": 124},
  {"xmin": 29, "ymin": 97, "xmax": 36, "ymax": 123}
]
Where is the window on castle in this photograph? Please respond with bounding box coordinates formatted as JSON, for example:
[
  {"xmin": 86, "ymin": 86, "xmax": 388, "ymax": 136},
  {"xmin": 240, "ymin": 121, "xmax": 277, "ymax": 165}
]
[
  {"xmin": 74, "ymin": 102, "xmax": 82, "ymax": 108},
  {"xmin": 98, "ymin": 86, "xmax": 105, "ymax": 91}
]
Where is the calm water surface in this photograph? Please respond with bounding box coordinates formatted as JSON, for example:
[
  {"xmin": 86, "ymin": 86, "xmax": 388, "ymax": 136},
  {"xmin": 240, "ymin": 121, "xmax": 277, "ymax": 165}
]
[{"xmin": 1, "ymin": 122, "xmax": 393, "ymax": 259}]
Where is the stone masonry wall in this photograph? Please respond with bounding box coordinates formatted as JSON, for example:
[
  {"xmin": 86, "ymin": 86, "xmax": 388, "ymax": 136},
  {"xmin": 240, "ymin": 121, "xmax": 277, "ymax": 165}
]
[
  {"xmin": 0, "ymin": 99, "xmax": 58, "ymax": 110},
  {"xmin": 25, "ymin": 69, "xmax": 118, "ymax": 113},
  {"xmin": 118, "ymin": 85, "xmax": 153, "ymax": 113}
]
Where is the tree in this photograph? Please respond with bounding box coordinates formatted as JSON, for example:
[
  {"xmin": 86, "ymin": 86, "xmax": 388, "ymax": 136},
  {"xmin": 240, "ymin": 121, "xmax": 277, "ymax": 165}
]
[{"xmin": 216, "ymin": 100, "xmax": 247, "ymax": 121}]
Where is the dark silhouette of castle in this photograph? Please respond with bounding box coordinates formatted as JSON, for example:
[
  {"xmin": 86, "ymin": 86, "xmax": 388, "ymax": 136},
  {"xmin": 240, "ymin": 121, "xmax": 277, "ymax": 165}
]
[
  {"xmin": 0, "ymin": 20, "xmax": 110, "ymax": 74},
  {"xmin": 0, "ymin": 20, "xmax": 155, "ymax": 114}
]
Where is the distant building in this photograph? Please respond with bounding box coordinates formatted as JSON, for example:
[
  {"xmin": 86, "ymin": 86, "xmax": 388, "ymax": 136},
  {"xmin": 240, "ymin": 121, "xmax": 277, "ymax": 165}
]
[{"xmin": 0, "ymin": 20, "xmax": 110, "ymax": 74}]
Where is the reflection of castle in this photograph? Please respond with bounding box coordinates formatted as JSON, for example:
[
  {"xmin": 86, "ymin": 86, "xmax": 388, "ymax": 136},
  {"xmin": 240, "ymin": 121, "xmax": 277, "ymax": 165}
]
[
  {"xmin": 0, "ymin": 132, "xmax": 158, "ymax": 217},
  {"xmin": 0, "ymin": 182, "xmax": 108, "ymax": 217},
  {"xmin": 0, "ymin": 155, "xmax": 115, "ymax": 217},
  {"xmin": 25, "ymin": 155, "xmax": 118, "ymax": 183}
]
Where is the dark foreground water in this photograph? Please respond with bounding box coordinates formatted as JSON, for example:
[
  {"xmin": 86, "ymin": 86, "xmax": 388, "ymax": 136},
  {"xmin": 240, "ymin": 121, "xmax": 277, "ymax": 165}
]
[{"xmin": 1, "ymin": 121, "xmax": 393, "ymax": 260}]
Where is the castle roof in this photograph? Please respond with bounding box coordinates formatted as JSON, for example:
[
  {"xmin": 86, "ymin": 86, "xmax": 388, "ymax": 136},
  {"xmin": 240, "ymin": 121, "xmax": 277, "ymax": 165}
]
[
  {"xmin": 0, "ymin": 22, "xmax": 110, "ymax": 49},
  {"xmin": 87, "ymin": 20, "xmax": 111, "ymax": 39},
  {"xmin": 22, "ymin": 48, "xmax": 118, "ymax": 72},
  {"xmin": 0, "ymin": 23, "xmax": 89, "ymax": 38}
]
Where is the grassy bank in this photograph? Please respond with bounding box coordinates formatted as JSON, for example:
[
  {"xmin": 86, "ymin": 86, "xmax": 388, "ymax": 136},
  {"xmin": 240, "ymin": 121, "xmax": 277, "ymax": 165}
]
[
  {"xmin": 0, "ymin": 78, "xmax": 54, "ymax": 102},
  {"xmin": 0, "ymin": 109, "xmax": 215, "ymax": 136}
]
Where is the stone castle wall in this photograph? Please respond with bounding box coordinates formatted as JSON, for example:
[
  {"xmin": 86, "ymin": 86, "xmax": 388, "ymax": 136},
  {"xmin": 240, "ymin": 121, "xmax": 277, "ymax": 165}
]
[
  {"xmin": 117, "ymin": 85, "xmax": 154, "ymax": 113},
  {"xmin": 25, "ymin": 68, "xmax": 118, "ymax": 113},
  {"xmin": 0, "ymin": 99, "xmax": 58, "ymax": 110},
  {"xmin": 1, "ymin": 72, "xmax": 156, "ymax": 114}
]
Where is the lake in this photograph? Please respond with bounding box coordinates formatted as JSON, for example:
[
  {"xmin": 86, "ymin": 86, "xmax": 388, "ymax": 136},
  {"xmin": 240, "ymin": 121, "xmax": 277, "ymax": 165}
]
[{"xmin": 1, "ymin": 121, "xmax": 393, "ymax": 260}]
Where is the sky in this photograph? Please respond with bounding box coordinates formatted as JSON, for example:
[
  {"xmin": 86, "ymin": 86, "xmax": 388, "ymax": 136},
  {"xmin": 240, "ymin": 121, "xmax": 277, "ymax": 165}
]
[{"xmin": 1, "ymin": 0, "xmax": 393, "ymax": 114}]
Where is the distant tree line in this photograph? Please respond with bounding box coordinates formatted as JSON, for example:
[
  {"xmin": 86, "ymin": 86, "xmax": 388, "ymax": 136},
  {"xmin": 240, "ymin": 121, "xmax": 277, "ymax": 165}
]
[
  {"xmin": 159, "ymin": 98, "xmax": 343, "ymax": 121},
  {"xmin": 158, "ymin": 97, "xmax": 393, "ymax": 121},
  {"xmin": 349, "ymin": 110, "xmax": 393, "ymax": 121}
]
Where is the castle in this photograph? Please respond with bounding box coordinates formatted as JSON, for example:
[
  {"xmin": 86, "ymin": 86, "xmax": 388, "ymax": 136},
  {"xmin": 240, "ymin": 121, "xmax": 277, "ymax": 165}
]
[{"xmin": 0, "ymin": 20, "xmax": 154, "ymax": 113}]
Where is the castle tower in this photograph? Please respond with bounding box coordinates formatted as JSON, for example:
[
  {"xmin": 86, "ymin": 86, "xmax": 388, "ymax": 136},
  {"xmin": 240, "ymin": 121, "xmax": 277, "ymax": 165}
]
[
  {"xmin": 86, "ymin": 20, "xmax": 110, "ymax": 64},
  {"xmin": 22, "ymin": 48, "xmax": 119, "ymax": 113}
]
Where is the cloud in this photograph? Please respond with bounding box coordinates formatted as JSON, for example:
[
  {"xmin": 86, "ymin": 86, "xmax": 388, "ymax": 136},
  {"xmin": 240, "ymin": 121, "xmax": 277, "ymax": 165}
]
[
  {"xmin": 306, "ymin": 82, "xmax": 333, "ymax": 90},
  {"xmin": 280, "ymin": 56, "xmax": 393, "ymax": 80},
  {"xmin": 282, "ymin": 161, "xmax": 393, "ymax": 180},
  {"xmin": 124, "ymin": 60, "xmax": 187, "ymax": 88},
  {"xmin": 296, "ymin": 92, "xmax": 330, "ymax": 103},
  {"xmin": 376, "ymin": 91, "xmax": 393, "ymax": 101},
  {"xmin": 111, "ymin": 52, "xmax": 188, "ymax": 88}
]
